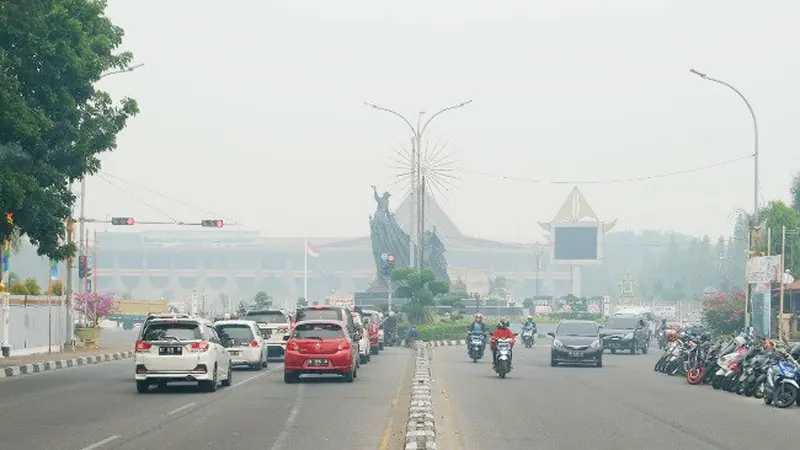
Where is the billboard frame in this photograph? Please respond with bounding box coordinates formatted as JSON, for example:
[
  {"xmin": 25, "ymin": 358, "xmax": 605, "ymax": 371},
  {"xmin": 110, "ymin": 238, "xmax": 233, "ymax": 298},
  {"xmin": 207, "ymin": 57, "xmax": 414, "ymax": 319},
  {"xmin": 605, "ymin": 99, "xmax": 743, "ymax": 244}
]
[{"xmin": 550, "ymin": 220, "xmax": 603, "ymax": 266}]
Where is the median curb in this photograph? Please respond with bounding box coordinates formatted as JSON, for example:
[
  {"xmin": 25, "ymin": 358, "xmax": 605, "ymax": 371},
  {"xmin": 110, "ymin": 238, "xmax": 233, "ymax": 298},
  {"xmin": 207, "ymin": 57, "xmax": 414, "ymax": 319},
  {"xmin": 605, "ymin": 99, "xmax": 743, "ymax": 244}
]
[
  {"xmin": 0, "ymin": 351, "xmax": 133, "ymax": 380},
  {"xmin": 421, "ymin": 334, "xmax": 549, "ymax": 348},
  {"xmin": 405, "ymin": 343, "xmax": 436, "ymax": 450}
]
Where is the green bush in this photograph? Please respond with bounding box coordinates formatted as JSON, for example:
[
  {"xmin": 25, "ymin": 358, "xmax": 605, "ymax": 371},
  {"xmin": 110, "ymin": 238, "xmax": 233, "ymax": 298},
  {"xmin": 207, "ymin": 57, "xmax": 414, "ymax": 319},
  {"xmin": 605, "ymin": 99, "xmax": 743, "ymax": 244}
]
[
  {"xmin": 418, "ymin": 321, "xmax": 470, "ymax": 341},
  {"xmin": 546, "ymin": 312, "xmax": 604, "ymax": 322}
]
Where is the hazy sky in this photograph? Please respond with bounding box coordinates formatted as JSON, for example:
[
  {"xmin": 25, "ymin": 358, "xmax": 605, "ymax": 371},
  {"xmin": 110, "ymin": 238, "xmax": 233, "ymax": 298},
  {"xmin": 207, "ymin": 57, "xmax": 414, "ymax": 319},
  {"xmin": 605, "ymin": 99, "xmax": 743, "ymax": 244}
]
[{"xmin": 86, "ymin": 0, "xmax": 798, "ymax": 242}]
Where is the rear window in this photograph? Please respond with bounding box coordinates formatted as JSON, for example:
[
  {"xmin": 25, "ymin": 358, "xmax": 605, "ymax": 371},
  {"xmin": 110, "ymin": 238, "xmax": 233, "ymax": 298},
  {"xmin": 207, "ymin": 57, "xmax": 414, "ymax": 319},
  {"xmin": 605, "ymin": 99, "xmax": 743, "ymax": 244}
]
[
  {"xmin": 244, "ymin": 311, "xmax": 287, "ymax": 324},
  {"xmin": 296, "ymin": 308, "xmax": 343, "ymax": 322},
  {"xmin": 294, "ymin": 323, "xmax": 345, "ymax": 339},
  {"xmin": 142, "ymin": 322, "xmax": 202, "ymax": 341},
  {"xmin": 216, "ymin": 324, "xmax": 254, "ymax": 345}
]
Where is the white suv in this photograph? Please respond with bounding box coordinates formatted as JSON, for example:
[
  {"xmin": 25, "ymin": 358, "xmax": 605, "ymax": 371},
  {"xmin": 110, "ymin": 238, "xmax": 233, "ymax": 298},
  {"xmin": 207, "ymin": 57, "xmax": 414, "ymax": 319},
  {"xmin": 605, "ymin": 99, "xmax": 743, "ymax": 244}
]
[
  {"xmin": 134, "ymin": 317, "xmax": 232, "ymax": 393},
  {"xmin": 242, "ymin": 309, "xmax": 291, "ymax": 358}
]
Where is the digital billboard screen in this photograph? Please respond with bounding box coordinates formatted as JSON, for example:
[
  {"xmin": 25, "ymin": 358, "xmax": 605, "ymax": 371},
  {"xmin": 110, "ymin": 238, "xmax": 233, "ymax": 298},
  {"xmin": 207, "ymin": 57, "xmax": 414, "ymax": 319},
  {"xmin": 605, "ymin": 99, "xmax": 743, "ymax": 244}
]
[{"xmin": 553, "ymin": 226, "xmax": 598, "ymax": 260}]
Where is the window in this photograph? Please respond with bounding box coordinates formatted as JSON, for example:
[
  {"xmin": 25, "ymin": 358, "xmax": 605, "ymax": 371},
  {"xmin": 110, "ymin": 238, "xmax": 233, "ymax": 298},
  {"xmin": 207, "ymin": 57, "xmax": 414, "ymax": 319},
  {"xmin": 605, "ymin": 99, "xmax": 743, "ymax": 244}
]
[
  {"xmin": 142, "ymin": 322, "xmax": 202, "ymax": 341},
  {"xmin": 293, "ymin": 323, "xmax": 345, "ymax": 340},
  {"xmin": 296, "ymin": 308, "xmax": 343, "ymax": 322},
  {"xmin": 216, "ymin": 324, "xmax": 254, "ymax": 346},
  {"xmin": 556, "ymin": 322, "xmax": 598, "ymax": 337},
  {"xmin": 244, "ymin": 311, "xmax": 288, "ymax": 324},
  {"xmin": 605, "ymin": 317, "xmax": 638, "ymax": 329}
]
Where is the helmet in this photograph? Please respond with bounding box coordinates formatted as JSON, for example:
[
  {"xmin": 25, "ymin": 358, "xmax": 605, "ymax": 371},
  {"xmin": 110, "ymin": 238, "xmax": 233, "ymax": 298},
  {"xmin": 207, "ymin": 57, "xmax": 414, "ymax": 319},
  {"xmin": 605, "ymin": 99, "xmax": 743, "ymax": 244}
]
[
  {"xmin": 222, "ymin": 313, "xmax": 231, "ymax": 320},
  {"xmin": 733, "ymin": 335, "xmax": 747, "ymax": 346},
  {"xmin": 388, "ymin": 311, "xmax": 395, "ymax": 317},
  {"xmin": 526, "ymin": 316, "xmax": 533, "ymax": 321},
  {"xmin": 701, "ymin": 331, "xmax": 711, "ymax": 341},
  {"xmin": 475, "ymin": 313, "xmax": 483, "ymax": 321},
  {"xmin": 665, "ymin": 329, "xmax": 679, "ymax": 342},
  {"xmin": 497, "ymin": 318, "xmax": 509, "ymax": 329}
]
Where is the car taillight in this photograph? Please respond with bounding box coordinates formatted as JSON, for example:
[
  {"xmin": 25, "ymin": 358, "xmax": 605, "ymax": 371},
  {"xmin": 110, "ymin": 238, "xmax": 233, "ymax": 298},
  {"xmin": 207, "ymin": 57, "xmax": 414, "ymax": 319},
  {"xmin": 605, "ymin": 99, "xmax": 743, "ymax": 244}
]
[
  {"xmin": 250, "ymin": 339, "xmax": 260, "ymax": 347},
  {"xmin": 189, "ymin": 341, "xmax": 209, "ymax": 352},
  {"xmin": 136, "ymin": 341, "xmax": 151, "ymax": 352},
  {"xmin": 338, "ymin": 341, "xmax": 350, "ymax": 351},
  {"xmin": 289, "ymin": 342, "xmax": 299, "ymax": 351}
]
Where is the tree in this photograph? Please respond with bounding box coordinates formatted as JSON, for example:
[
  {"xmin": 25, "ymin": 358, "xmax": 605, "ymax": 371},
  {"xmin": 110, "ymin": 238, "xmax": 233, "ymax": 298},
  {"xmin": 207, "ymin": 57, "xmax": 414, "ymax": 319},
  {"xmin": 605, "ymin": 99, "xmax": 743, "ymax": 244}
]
[
  {"xmin": 391, "ymin": 268, "xmax": 450, "ymax": 324},
  {"xmin": 760, "ymin": 201, "xmax": 800, "ymax": 274},
  {"xmin": 701, "ymin": 290, "xmax": 745, "ymax": 335},
  {"xmin": 253, "ymin": 291, "xmax": 272, "ymax": 308},
  {"xmin": 564, "ymin": 294, "xmax": 587, "ymax": 312},
  {"xmin": 73, "ymin": 292, "xmax": 118, "ymax": 327},
  {"xmin": 0, "ymin": 1, "xmax": 139, "ymax": 259},
  {"xmin": 791, "ymin": 171, "xmax": 800, "ymax": 214}
]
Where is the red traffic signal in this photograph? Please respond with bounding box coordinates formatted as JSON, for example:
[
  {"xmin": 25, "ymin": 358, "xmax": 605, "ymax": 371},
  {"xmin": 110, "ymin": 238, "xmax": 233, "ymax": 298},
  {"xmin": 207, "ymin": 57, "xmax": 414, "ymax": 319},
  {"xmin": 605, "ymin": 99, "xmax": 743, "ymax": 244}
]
[
  {"xmin": 111, "ymin": 217, "xmax": 135, "ymax": 226},
  {"xmin": 201, "ymin": 219, "xmax": 224, "ymax": 228}
]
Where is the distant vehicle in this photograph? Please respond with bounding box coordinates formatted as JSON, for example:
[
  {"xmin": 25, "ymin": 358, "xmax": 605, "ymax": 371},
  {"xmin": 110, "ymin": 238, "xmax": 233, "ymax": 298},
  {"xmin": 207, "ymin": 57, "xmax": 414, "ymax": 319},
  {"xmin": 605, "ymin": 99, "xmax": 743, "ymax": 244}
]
[
  {"xmin": 214, "ymin": 319, "xmax": 268, "ymax": 370},
  {"xmin": 351, "ymin": 311, "xmax": 372, "ymax": 364},
  {"xmin": 243, "ymin": 309, "xmax": 291, "ymax": 358},
  {"xmin": 549, "ymin": 320, "xmax": 603, "ymax": 367},
  {"xmin": 600, "ymin": 314, "xmax": 650, "ymax": 355},
  {"xmin": 134, "ymin": 316, "xmax": 232, "ymax": 393},
  {"xmin": 361, "ymin": 309, "xmax": 382, "ymax": 354},
  {"xmin": 283, "ymin": 320, "xmax": 358, "ymax": 383}
]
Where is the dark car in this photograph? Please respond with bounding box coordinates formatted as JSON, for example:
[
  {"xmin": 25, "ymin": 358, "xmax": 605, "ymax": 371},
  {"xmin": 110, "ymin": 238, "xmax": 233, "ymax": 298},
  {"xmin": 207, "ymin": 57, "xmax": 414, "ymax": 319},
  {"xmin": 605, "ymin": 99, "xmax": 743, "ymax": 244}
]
[
  {"xmin": 549, "ymin": 320, "xmax": 603, "ymax": 367},
  {"xmin": 600, "ymin": 314, "xmax": 650, "ymax": 355}
]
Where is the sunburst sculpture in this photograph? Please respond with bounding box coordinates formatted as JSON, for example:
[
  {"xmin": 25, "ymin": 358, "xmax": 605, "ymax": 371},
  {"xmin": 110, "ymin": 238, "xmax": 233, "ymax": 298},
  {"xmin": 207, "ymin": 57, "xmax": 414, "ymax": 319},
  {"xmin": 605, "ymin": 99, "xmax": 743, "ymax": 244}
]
[{"xmin": 387, "ymin": 137, "xmax": 460, "ymax": 199}]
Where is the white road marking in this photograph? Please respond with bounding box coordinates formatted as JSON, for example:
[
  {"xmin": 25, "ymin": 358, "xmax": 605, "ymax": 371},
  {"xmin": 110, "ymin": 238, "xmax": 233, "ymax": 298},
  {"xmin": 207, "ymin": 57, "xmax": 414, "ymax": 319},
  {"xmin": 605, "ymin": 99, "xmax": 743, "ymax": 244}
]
[
  {"xmin": 232, "ymin": 366, "xmax": 280, "ymax": 388},
  {"xmin": 166, "ymin": 402, "xmax": 196, "ymax": 416},
  {"xmin": 268, "ymin": 384, "xmax": 304, "ymax": 450},
  {"xmin": 78, "ymin": 435, "xmax": 120, "ymax": 450}
]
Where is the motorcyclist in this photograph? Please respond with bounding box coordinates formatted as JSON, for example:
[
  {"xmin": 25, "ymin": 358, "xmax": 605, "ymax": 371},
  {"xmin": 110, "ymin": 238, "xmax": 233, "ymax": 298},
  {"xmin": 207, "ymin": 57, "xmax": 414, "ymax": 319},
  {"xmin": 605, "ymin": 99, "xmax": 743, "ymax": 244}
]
[
  {"xmin": 490, "ymin": 318, "xmax": 516, "ymax": 369},
  {"xmin": 467, "ymin": 313, "xmax": 488, "ymax": 349},
  {"xmin": 384, "ymin": 311, "xmax": 398, "ymax": 343},
  {"xmin": 406, "ymin": 326, "xmax": 420, "ymax": 344},
  {"xmin": 522, "ymin": 316, "xmax": 537, "ymax": 333}
]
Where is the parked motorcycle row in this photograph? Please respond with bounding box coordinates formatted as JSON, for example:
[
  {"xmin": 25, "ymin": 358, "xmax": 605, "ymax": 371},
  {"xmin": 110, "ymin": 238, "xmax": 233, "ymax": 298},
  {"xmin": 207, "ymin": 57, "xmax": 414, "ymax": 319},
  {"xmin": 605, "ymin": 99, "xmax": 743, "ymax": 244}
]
[
  {"xmin": 466, "ymin": 328, "xmax": 536, "ymax": 379},
  {"xmin": 654, "ymin": 330, "xmax": 800, "ymax": 409}
]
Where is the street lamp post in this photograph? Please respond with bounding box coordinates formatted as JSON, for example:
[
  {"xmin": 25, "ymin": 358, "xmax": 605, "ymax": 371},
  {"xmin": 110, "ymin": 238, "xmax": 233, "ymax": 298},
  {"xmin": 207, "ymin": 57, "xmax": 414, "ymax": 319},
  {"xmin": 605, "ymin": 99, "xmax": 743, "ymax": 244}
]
[
  {"xmin": 690, "ymin": 68, "xmax": 759, "ymax": 330},
  {"xmin": 365, "ymin": 100, "xmax": 472, "ymax": 268},
  {"xmin": 533, "ymin": 242, "xmax": 544, "ymax": 298}
]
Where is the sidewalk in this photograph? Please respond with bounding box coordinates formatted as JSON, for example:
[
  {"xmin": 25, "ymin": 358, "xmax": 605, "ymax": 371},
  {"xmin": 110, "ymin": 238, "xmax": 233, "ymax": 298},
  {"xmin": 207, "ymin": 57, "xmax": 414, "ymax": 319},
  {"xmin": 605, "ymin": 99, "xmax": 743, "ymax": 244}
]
[{"xmin": 0, "ymin": 344, "xmax": 133, "ymax": 379}]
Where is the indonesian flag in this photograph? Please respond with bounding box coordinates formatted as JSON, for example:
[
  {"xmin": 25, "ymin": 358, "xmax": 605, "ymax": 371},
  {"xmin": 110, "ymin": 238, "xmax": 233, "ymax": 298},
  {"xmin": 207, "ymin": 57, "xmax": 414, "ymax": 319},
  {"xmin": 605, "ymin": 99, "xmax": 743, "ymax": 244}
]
[{"xmin": 306, "ymin": 240, "xmax": 321, "ymax": 258}]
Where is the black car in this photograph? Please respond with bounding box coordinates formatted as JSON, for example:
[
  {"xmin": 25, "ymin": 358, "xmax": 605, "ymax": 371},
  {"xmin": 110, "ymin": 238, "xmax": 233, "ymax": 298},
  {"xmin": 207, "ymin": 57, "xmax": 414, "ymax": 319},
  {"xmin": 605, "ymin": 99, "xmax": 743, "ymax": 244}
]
[
  {"xmin": 548, "ymin": 320, "xmax": 603, "ymax": 367},
  {"xmin": 600, "ymin": 314, "xmax": 650, "ymax": 355}
]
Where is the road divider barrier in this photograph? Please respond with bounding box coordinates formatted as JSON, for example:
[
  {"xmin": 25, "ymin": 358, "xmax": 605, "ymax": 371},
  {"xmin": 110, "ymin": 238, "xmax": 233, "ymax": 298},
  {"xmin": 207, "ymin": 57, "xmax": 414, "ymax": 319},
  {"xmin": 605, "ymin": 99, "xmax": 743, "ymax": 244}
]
[
  {"xmin": 0, "ymin": 351, "xmax": 133, "ymax": 379},
  {"xmin": 405, "ymin": 343, "xmax": 436, "ymax": 450}
]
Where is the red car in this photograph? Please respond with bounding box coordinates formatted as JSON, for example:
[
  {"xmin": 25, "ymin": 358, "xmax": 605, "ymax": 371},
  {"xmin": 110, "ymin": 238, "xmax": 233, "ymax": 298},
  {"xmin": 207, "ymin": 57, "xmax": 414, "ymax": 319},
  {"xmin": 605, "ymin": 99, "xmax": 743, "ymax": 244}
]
[{"xmin": 283, "ymin": 320, "xmax": 358, "ymax": 383}]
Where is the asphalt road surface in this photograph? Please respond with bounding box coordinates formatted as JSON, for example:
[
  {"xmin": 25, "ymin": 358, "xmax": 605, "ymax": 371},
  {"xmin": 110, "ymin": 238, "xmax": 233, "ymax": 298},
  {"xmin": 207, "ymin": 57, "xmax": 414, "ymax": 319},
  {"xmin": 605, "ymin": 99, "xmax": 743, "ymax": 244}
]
[
  {"xmin": 431, "ymin": 341, "xmax": 800, "ymax": 450},
  {"xmin": 0, "ymin": 346, "xmax": 414, "ymax": 450}
]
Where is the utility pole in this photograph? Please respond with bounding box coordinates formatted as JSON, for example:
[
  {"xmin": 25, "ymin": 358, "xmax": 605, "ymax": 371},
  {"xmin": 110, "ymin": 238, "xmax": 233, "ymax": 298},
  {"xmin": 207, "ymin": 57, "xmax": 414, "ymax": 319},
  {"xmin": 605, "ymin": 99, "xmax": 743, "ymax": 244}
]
[
  {"xmin": 690, "ymin": 69, "xmax": 759, "ymax": 329},
  {"xmin": 64, "ymin": 219, "xmax": 75, "ymax": 350},
  {"xmin": 364, "ymin": 100, "xmax": 472, "ymax": 269},
  {"xmin": 533, "ymin": 242, "xmax": 544, "ymax": 297}
]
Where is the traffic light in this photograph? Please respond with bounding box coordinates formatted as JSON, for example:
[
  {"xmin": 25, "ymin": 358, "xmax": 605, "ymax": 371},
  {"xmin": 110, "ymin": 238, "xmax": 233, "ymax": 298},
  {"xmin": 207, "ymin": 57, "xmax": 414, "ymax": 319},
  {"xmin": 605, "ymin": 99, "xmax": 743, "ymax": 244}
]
[
  {"xmin": 201, "ymin": 219, "xmax": 224, "ymax": 228},
  {"xmin": 380, "ymin": 255, "xmax": 395, "ymax": 276},
  {"xmin": 78, "ymin": 256, "xmax": 87, "ymax": 279},
  {"xmin": 111, "ymin": 217, "xmax": 135, "ymax": 226}
]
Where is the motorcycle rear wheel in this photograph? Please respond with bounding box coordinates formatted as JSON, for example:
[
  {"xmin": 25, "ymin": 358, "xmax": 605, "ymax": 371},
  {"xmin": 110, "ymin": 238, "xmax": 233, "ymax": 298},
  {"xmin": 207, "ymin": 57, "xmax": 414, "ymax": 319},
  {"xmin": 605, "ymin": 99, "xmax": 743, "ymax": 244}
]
[
  {"xmin": 711, "ymin": 374, "xmax": 724, "ymax": 390},
  {"xmin": 686, "ymin": 366, "xmax": 704, "ymax": 385},
  {"xmin": 773, "ymin": 383, "xmax": 797, "ymax": 408}
]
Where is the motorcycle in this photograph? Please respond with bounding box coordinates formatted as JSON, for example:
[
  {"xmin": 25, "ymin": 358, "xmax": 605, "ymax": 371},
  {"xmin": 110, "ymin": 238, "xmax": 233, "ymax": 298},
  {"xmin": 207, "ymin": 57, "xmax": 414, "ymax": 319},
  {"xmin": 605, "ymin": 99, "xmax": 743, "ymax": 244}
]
[
  {"xmin": 385, "ymin": 328, "xmax": 400, "ymax": 347},
  {"xmin": 764, "ymin": 351, "xmax": 800, "ymax": 408},
  {"xmin": 493, "ymin": 338, "xmax": 513, "ymax": 379},
  {"xmin": 521, "ymin": 328, "xmax": 535, "ymax": 348},
  {"xmin": 467, "ymin": 332, "xmax": 486, "ymax": 362}
]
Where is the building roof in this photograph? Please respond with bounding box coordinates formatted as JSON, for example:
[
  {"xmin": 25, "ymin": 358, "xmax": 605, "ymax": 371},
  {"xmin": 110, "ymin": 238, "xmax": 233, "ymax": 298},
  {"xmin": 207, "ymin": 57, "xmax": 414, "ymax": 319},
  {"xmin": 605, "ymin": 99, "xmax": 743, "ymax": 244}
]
[{"xmin": 392, "ymin": 191, "xmax": 463, "ymax": 239}]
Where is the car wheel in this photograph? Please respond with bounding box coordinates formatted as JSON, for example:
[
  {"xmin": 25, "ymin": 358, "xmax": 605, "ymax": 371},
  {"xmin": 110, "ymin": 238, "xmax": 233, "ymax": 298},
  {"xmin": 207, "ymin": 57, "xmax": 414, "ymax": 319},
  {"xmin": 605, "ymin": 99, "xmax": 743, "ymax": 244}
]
[
  {"xmin": 550, "ymin": 356, "xmax": 558, "ymax": 367},
  {"xmin": 136, "ymin": 380, "xmax": 150, "ymax": 394},
  {"xmin": 371, "ymin": 347, "xmax": 379, "ymax": 355},
  {"xmin": 596, "ymin": 357, "xmax": 603, "ymax": 368},
  {"xmin": 221, "ymin": 365, "xmax": 232, "ymax": 387},
  {"xmin": 284, "ymin": 372, "xmax": 299, "ymax": 384},
  {"xmin": 252, "ymin": 361, "xmax": 262, "ymax": 371},
  {"xmin": 359, "ymin": 354, "xmax": 368, "ymax": 364},
  {"xmin": 201, "ymin": 365, "xmax": 218, "ymax": 392},
  {"xmin": 379, "ymin": 343, "xmax": 384, "ymax": 351},
  {"xmin": 343, "ymin": 366, "xmax": 355, "ymax": 382},
  {"xmin": 641, "ymin": 340, "xmax": 649, "ymax": 354},
  {"xmin": 630, "ymin": 342, "xmax": 637, "ymax": 355},
  {"xmin": 262, "ymin": 355, "xmax": 268, "ymax": 368}
]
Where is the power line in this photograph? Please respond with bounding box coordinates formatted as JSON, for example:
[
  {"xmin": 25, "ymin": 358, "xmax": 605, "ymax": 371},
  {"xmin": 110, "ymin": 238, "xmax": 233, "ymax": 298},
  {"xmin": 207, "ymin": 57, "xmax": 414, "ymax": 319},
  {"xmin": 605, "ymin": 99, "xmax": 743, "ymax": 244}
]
[
  {"xmin": 97, "ymin": 174, "xmax": 181, "ymax": 224},
  {"xmin": 99, "ymin": 171, "xmax": 240, "ymax": 224},
  {"xmin": 460, "ymin": 154, "xmax": 752, "ymax": 185}
]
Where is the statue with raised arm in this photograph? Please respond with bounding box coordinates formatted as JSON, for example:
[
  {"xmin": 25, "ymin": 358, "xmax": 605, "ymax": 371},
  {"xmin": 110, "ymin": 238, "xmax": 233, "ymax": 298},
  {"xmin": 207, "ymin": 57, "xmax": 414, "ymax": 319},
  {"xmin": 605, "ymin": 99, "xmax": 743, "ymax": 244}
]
[{"xmin": 371, "ymin": 185, "xmax": 392, "ymax": 216}]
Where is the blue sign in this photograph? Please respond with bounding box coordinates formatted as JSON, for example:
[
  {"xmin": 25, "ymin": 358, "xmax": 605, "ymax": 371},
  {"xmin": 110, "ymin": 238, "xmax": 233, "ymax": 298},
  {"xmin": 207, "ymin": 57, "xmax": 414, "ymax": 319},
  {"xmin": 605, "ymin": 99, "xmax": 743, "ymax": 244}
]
[{"xmin": 50, "ymin": 260, "xmax": 58, "ymax": 280}]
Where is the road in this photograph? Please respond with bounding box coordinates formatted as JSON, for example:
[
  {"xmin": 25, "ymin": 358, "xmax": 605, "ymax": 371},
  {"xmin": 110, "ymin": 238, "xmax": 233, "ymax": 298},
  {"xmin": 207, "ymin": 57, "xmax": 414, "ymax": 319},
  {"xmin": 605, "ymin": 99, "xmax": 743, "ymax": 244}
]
[
  {"xmin": 431, "ymin": 341, "xmax": 800, "ymax": 450},
  {"xmin": 0, "ymin": 346, "xmax": 414, "ymax": 450}
]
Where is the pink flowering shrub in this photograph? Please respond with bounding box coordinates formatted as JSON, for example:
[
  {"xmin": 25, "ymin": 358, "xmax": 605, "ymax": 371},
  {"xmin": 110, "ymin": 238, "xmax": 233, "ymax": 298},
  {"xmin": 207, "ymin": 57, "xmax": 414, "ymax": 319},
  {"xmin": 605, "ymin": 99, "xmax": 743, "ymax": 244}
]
[
  {"xmin": 73, "ymin": 292, "xmax": 119, "ymax": 327},
  {"xmin": 700, "ymin": 290, "xmax": 746, "ymax": 335}
]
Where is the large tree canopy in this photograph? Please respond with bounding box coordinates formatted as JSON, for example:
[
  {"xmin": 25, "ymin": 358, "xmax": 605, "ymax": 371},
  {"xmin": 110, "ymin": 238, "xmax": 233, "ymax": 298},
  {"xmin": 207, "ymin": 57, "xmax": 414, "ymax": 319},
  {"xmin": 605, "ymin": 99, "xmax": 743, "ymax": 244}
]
[{"xmin": 0, "ymin": 0, "xmax": 139, "ymax": 259}]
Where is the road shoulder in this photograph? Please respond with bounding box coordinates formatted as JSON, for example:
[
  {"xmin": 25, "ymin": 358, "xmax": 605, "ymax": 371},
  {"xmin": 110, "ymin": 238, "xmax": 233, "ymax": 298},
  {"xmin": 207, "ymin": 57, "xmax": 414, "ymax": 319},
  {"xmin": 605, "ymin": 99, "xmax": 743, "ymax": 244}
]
[{"xmin": 0, "ymin": 345, "xmax": 132, "ymax": 379}]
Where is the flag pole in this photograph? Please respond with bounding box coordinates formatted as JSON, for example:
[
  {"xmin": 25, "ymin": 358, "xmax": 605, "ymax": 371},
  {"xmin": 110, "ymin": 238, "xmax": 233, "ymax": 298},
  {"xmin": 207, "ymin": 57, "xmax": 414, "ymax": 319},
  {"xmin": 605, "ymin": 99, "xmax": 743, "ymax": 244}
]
[{"xmin": 303, "ymin": 237, "xmax": 308, "ymax": 307}]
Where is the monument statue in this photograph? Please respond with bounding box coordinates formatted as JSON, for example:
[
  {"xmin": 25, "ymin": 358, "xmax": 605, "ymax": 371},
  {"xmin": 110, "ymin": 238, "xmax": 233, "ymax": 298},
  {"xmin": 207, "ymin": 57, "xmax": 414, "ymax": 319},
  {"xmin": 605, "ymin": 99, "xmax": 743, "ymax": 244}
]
[{"xmin": 367, "ymin": 185, "xmax": 450, "ymax": 289}]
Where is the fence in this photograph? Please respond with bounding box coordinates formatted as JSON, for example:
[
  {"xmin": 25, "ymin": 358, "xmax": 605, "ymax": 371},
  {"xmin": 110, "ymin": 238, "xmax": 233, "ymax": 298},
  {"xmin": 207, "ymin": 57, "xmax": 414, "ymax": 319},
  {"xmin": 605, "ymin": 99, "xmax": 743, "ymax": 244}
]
[{"xmin": 0, "ymin": 294, "xmax": 67, "ymax": 357}]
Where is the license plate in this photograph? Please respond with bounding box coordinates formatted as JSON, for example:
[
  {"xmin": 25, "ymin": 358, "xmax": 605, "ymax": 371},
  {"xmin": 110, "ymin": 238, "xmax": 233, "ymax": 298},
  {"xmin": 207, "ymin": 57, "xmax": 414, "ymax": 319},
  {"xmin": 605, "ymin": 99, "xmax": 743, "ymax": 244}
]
[
  {"xmin": 308, "ymin": 359, "xmax": 328, "ymax": 366},
  {"xmin": 159, "ymin": 346, "xmax": 182, "ymax": 355},
  {"xmin": 569, "ymin": 351, "xmax": 584, "ymax": 357},
  {"xmin": 229, "ymin": 350, "xmax": 240, "ymax": 356}
]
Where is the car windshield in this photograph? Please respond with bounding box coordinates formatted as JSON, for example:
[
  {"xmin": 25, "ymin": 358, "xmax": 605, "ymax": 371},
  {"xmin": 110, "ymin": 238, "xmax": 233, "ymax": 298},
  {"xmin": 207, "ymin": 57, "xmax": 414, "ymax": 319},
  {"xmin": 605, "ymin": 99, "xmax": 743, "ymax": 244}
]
[
  {"xmin": 244, "ymin": 312, "xmax": 287, "ymax": 324},
  {"xmin": 296, "ymin": 308, "xmax": 343, "ymax": 322},
  {"xmin": 142, "ymin": 323, "xmax": 201, "ymax": 341},
  {"xmin": 294, "ymin": 323, "xmax": 345, "ymax": 340},
  {"xmin": 606, "ymin": 317, "xmax": 638, "ymax": 329},
  {"xmin": 557, "ymin": 322, "xmax": 598, "ymax": 336},
  {"xmin": 216, "ymin": 324, "xmax": 254, "ymax": 346}
]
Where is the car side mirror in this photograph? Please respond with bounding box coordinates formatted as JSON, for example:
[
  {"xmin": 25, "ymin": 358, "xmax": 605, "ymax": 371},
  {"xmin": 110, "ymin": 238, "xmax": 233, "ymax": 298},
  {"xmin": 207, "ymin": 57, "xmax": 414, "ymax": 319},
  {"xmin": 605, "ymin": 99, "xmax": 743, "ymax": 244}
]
[
  {"xmin": 282, "ymin": 335, "xmax": 291, "ymax": 341},
  {"xmin": 547, "ymin": 332, "xmax": 555, "ymax": 338},
  {"xmin": 513, "ymin": 333, "xmax": 519, "ymax": 337}
]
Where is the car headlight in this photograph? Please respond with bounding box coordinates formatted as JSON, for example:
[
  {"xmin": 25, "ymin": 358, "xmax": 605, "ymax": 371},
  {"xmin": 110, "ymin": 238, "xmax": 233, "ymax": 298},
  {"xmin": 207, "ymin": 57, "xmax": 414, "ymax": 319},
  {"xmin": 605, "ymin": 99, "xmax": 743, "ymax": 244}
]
[
  {"xmin": 590, "ymin": 340, "xmax": 600, "ymax": 348},
  {"xmin": 624, "ymin": 333, "xmax": 634, "ymax": 340},
  {"xmin": 553, "ymin": 339, "xmax": 564, "ymax": 348}
]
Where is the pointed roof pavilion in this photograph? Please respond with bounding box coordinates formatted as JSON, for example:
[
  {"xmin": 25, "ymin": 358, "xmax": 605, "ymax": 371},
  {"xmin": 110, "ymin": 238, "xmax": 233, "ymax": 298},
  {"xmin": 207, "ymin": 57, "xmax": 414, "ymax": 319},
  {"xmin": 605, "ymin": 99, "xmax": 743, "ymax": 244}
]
[
  {"xmin": 538, "ymin": 186, "xmax": 616, "ymax": 232},
  {"xmin": 393, "ymin": 191, "xmax": 463, "ymax": 239}
]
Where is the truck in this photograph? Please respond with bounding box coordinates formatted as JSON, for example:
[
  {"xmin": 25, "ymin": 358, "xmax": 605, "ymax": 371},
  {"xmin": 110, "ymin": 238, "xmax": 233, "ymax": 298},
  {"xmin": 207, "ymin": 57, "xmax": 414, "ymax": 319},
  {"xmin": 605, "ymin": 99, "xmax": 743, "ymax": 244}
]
[{"xmin": 107, "ymin": 300, "xmax": 170, "ymax": 330}]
